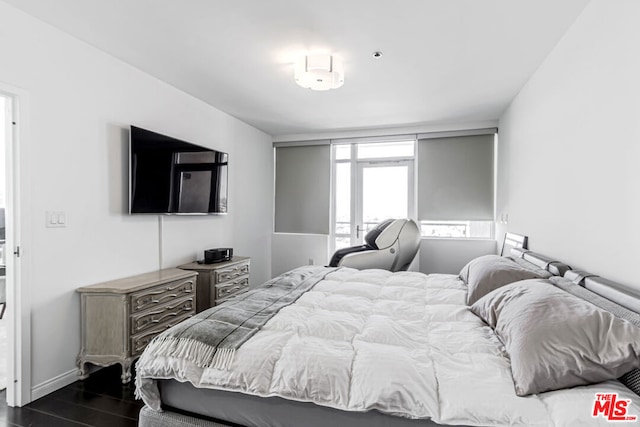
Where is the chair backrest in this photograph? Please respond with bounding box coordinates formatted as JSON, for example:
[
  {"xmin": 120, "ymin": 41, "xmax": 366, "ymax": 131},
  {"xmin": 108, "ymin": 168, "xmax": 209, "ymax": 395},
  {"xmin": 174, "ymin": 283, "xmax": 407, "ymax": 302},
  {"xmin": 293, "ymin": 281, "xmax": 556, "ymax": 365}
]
[
  {"xmin": 329, "ymin": 218, "xmax": 421, "ymax": 271},
  {"xmin": 366, "ymin": 218, "xmax": 421, "ymax": 271},
  {"xmin": 391, "ymin": 219, "xmax": 421, "ymax": 271},
  {"xmin": 364, "ymin": 219, "xmax": 396, "ymax": 249}
]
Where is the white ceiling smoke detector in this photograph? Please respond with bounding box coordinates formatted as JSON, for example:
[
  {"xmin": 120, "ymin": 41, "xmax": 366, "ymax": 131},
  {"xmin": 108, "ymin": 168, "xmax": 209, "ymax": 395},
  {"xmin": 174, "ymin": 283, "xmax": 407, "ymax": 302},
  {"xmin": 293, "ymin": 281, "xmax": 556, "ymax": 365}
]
[{"xmin": 294, "ymin": 54, "xmax": 344, "ymax": 91}]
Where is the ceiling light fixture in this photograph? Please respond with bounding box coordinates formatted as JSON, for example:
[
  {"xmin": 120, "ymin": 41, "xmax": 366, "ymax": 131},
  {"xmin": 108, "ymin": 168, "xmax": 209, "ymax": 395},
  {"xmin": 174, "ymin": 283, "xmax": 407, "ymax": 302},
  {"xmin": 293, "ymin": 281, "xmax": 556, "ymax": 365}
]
[{"xmin": 294, "ymin": 54, "xmax": 344, "ymax": 91}]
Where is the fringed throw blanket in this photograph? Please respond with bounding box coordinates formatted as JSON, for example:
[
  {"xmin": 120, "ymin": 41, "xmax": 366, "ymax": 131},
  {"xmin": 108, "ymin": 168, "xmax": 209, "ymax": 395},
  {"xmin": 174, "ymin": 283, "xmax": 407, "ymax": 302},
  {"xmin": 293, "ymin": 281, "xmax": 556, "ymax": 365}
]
[{"xmin": 136, "ymin": 265, "xmax": 337, "ymax": 408}]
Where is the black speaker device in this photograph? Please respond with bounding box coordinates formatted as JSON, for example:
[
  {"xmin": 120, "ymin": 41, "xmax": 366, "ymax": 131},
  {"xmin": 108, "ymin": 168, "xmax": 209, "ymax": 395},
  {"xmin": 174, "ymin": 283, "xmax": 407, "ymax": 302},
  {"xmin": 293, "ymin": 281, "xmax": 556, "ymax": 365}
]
[{"xmin": 203, "ymin": 248, "xmax": 233, "ymax": 264}]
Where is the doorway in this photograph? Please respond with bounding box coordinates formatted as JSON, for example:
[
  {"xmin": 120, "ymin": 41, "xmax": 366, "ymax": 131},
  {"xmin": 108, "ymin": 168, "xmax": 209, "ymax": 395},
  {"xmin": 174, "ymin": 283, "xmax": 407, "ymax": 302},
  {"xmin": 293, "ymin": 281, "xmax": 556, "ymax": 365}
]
[
  {"xmin": 0, "ymin": 95, "xmax": 7, "ymax": 394},
  {"xmin": 0, "ymin": 87, "xmax": 27, "ymax": 407},
  {"xmin": 332, "ymin": 140, "xmax": 415, "ymax": 252}
]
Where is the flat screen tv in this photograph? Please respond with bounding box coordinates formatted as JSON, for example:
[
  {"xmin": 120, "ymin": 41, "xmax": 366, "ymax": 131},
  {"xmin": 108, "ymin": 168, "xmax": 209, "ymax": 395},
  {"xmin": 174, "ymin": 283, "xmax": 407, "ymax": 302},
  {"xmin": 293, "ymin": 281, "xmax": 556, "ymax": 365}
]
[{"xmin": 129, "ymin": 126, "xmax": 228, "ymax": 215}]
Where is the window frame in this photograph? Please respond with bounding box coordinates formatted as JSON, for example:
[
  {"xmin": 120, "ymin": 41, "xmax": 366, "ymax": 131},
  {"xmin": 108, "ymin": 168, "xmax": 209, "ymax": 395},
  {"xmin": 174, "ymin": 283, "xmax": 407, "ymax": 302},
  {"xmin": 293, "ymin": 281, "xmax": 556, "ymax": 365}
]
[
  {"xmin": 330, "ymin": 140, "xmax": 417, "ymax": 254},
  {"xmin": 419, "ymin": 220, "xmax": 495, "ymax": 240}
]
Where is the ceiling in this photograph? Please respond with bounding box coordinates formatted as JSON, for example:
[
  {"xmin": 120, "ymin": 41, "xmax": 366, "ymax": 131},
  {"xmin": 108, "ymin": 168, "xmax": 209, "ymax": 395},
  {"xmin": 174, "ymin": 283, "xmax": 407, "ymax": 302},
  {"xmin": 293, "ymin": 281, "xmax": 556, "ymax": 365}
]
[{"xmin": 4, "ymin": 0, "xmax": 590, "ymax": 137}]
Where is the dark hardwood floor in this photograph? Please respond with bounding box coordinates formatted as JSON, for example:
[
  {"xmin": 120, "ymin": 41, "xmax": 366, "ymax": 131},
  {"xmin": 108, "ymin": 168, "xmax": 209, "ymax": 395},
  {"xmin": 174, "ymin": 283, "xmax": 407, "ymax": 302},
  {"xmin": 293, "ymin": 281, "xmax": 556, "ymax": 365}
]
[{"xmin": 0, "ymin": 365, "xmax": 143, "ymax": 426}]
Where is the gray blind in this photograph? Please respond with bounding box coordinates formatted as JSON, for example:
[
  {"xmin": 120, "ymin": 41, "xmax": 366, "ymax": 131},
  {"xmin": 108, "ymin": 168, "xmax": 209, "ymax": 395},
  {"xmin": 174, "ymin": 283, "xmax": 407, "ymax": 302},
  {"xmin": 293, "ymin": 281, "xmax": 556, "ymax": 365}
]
[
  {"xmin": 274, "ymin": 144, "xmax": 330, "ymax": 234},
  {"xmin": 418, "ymin": 134, "xmax": 494, "ymax": 221}
]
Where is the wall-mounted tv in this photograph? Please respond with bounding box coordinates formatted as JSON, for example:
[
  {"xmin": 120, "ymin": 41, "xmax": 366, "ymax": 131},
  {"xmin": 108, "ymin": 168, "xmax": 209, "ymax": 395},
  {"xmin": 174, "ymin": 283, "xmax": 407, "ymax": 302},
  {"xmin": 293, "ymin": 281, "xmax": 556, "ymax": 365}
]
[{"xmin": 129, "ymin": 126, "xmax": 228, "ymax": 215}]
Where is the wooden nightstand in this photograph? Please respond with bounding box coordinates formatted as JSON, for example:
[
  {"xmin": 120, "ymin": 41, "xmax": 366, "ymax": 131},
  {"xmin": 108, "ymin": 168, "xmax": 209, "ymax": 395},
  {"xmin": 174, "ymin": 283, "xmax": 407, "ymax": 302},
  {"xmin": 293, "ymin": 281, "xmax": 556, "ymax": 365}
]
[
  {"xmin": 76, "ymin": 268, "xmax": 198, "ymax": 383},
  {"xmin": 178, "ymin": 256, "xmax": 250, "ymax": 312}
]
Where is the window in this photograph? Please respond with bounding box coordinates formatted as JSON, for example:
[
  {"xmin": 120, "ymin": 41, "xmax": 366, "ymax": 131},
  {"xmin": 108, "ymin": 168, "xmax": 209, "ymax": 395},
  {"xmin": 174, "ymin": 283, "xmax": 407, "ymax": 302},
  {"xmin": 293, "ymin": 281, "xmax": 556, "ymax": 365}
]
[
  {"xmin": 334, "ymin": 160, "xmax": 351, "ymax": 249},
  {"xmin": 274, "ymin": 144, "xmax": 331, "ymax": 234},
  {"xmin": 331, "ymin": 140, "xmax": 415, "ymax": 252},
  {"xmin": 420, "ymin": 220, "xmax": 493, "ymax": 239},
  {"xmin": 334, "ymin": 144, "xmax": 351, "ymax": 160},
  {"xmin": 276, "ymin": 131, "xmax": 496, "ymax": 251},
  {"xmin": 417, "ymin": 133, "xmax": 496, "ymax": 240},
  {"xmin": 357, "ymin": 141, "xmax": 414, "ymax": 159}
]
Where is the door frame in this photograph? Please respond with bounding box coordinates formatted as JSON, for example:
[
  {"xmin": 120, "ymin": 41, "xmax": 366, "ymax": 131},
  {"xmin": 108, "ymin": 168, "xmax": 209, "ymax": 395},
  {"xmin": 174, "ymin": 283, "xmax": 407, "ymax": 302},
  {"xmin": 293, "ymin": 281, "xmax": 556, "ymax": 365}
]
[
  {"xmin": 330, "ymin": 140, "xmax": 417, "ymax": 254},
  {"xmin": 354, "ymin": 159, "xmax": 415, "ymax": 245},
  {"xmin": 0, "ymin": 83, "xmax": 32, "ymax": 407}
]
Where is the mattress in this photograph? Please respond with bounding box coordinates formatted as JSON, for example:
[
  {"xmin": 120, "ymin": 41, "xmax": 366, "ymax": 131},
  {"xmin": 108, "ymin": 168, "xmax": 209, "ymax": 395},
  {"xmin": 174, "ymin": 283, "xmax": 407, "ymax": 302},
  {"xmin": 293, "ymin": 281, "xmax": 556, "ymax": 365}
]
[{"xmin": 158, "ymin": 379, "xmax": 461, "ymax": 427}]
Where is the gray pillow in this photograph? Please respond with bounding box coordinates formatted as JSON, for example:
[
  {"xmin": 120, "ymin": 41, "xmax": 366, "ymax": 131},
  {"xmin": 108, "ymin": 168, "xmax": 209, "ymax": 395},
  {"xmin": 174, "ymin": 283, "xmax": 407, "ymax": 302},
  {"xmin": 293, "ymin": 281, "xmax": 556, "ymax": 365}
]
[
  {"xmin": 459, "ymin": 255, "xmax": 542, "ymax": 305},
  {"xmin": 471, "ymin": 279, "xmax": 640, "ymax": 396}
]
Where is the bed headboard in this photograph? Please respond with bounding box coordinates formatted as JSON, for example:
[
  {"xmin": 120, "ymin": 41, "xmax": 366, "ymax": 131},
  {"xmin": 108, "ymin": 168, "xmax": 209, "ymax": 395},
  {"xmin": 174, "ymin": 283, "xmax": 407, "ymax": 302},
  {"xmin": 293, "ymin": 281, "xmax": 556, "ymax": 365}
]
[
  {"xmin": 508, "ymin": 247, "xmax": 572, "ymax": 277},
  {"xmin": 510, "ymin": 246, "xmax": 640, "ymax": 312},
  {"xmin": 583, "ymin": 276, "xmax": 640, "ymax": 314},
  {"xmin": 500, "ymin": 232, "xmax": 528, "ymax": 256}
]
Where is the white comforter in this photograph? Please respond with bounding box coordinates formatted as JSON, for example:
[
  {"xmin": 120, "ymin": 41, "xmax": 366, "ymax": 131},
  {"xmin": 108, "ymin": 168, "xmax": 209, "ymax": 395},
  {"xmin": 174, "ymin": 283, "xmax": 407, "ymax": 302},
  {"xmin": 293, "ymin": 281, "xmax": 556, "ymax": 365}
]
[{"xmin": 137, "ymin": 268, "xmax": 640, "ymax": 426}]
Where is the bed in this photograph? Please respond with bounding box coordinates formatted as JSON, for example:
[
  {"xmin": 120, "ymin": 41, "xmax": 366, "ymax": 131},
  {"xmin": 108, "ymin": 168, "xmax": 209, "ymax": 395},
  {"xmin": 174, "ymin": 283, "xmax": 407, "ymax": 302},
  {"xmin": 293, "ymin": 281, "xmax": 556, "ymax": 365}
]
[{"xmin": 135, "ymin": 248, "xmax": 640, "ymax": 427}]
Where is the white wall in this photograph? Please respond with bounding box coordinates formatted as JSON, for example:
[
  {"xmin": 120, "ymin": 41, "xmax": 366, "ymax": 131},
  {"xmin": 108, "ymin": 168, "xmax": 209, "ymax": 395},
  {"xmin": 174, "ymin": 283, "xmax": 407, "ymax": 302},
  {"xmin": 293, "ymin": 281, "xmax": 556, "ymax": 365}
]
[
  {"xmin": 271, "ymin": 234, "xmax": 329, "ymax": 277},
  {"xmin": 420, "ymin": 239, "xmax": 497, "ymax": 275},
  {"xmin": 272, "ymin": 233, "xmax": 495, "ymax": 277},
  {"xmin": 497, "ymin": 0, "xmax": 640, "ymax": 287},
  {"xmin": 0, "ymin": 2, "xmax": 272, "ymax": 396}
]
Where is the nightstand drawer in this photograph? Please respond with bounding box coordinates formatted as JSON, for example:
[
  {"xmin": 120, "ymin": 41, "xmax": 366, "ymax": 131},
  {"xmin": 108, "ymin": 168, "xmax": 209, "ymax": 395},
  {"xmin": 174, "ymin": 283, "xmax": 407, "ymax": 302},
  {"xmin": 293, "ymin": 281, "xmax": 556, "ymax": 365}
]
[
  {"xmin": 130, "ymin": 312, "xmax": 193, "ymax": 357},
  {"xmin": 130, "ymin": 295, "xmax": 195, "ymax": 335},
  {"xmin": 77, "ymin": 268, "xmax": 197, "ymax": 384},
  {"xmin": 178, "ymin": 256, "xmax": 250, "ymax": 312},
  {"xmin": 215, "ymin": 262, "xmax": 250, "ymax": 283},
  {"xmin": 215, "ymin": 276, "xmax": 249, "ymax": 301},
  {"xmin": 130, "ymin": 277, "xmax": 195, "ymax": 313}
]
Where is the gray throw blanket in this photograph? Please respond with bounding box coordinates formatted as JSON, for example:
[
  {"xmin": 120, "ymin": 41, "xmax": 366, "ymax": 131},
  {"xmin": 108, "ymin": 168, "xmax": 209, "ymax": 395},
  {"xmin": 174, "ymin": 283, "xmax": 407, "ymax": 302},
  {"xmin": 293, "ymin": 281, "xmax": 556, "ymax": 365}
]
[{"xmin": 137, "ymin": 265, "xmax": 338, "ymax": 372}]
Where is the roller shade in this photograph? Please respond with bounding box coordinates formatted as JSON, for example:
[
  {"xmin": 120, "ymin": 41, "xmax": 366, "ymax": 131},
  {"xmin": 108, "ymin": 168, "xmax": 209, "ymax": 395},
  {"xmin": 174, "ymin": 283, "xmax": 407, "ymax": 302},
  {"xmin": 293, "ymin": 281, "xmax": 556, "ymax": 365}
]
[
  {"xmin": 418, "ymin": 134, "xmax": 495, "ymax": 221},
  {"xmin": 274, "ymin": 144, "xmax": 330, "ymax": 234}
]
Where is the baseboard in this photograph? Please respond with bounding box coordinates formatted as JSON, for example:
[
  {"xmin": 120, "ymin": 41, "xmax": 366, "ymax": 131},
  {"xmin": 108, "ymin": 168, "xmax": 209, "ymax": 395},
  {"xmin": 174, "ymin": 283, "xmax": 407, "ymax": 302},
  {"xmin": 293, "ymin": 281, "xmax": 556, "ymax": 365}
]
[{"xmin": 31, "ymin": 368, "xmax": 80, "ymax": 401}]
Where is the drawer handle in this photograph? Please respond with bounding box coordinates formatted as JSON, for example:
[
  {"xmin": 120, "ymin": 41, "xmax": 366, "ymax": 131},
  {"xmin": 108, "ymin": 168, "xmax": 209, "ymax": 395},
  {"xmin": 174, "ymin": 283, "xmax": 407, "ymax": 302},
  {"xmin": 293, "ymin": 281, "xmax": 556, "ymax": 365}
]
[
  {"xmin": 220, "ymin": 286, "xmax": 241, "ymax": 297},
  {"xmin": 136, "ymin": 311, "xmax": 188, "ymax": 331},
  {"xmin": 134, "ymin": 283, "xmax": 193, "ymax": 309},
  {"xmin": 139, "ymin": 281, "xmax": 193, "ymax": 298},
  {"xmin": 219, "ymin": 265, "xmax": 249, "ymax": 279},
  {"xmin": 146, "ymin": 307, "xmax": 191, "ymax": 326},
  {"xmin": 134, "ymin": 301, "xmax": 194, "ymax": 330},
  {"xmin": 137, "ymin": 293, "xmax": 178, "ymax": 308},
  {"xmin": 223, "ymin": 273, "xmax": 242, "ymax": 280},
  {"xmin": 133, "ymin": 313, "xmax": 194, "ymax": 353}
]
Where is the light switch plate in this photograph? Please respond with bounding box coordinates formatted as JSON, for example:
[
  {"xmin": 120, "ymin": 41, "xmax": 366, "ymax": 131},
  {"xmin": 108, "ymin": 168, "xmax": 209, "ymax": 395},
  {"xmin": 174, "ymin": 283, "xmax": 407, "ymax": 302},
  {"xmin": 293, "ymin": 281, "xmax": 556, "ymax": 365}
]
[{"xmin": 46, "ymin": 211, "xmax": 67, "ymax": 228}]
